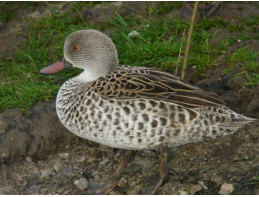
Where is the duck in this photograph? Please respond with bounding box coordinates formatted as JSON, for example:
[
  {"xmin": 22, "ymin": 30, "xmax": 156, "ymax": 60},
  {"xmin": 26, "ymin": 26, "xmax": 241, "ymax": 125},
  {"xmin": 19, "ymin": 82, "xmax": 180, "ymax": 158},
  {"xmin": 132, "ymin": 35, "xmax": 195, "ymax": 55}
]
[{"xmin": 40, "ymin": 29, "xmax": 256, "ymax": 194}]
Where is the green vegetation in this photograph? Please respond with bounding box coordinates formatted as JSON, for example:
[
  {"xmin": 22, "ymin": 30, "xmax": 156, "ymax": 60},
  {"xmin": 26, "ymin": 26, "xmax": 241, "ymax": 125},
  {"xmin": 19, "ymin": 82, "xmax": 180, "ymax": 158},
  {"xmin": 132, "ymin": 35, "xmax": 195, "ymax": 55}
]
[
  {"xmin": 0, "ymin": 2, "xmax": 258, "ymax": 112},
  {"xmin": 224, "ymin": 46, "xmax": 259, "ymax": 86},
  {"xmin": 249, "ymin": 176, "xmax": 259, "ymax": 185}
]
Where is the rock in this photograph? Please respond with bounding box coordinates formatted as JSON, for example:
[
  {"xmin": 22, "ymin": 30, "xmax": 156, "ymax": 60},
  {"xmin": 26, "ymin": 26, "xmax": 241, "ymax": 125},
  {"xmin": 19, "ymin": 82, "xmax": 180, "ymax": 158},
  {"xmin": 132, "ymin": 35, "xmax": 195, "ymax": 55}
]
[
  {"xmin": 28, "ymin": 184, "xmax": 41, "ymax": 194},
  {"xmin": 0, "ymin": 186, "xmax": 14, "ymax": 194},
  {"xmin": 190, "ymin": 184, "xmax": 203, "ymax": 194},
  {"xmin": 47, "ymin": 183, "xmax": 60, "ymax": 194},
  {"xmin": 56, "ymin": 168, "xmax": 76, "ymax": 183},
  {"xmin": 58, "ymin": 153, "xmax": 70, "ymax": 159},
  {"xmin": 178, "ymin": 190, "xmax": 188, "ymax": 195},
  {"xmin": 26, "ymin": 157, "xmax": 32, "ymax": 163},
  {"xmin": 99, "ymin": 158, "xmax": 110, "ymax": 167},
  {"xmin": 141, "ymin": 150, "xmax": 156, "ymax": 158},
  {"xmin": 40, "ymin": 168, "xmax": 53, "ymax": 179},
  {"xmin": 198, "ymin": 180, "xmax": 208, "ymax": 190},
  {"xmin": 77, "ymin": 156, "xmax": 86, "ymax": 163},
  {"xmin": 118, "ymin": 177, "xmax": 128, "ymax": 188},
  {"xmin": 127, "ymin": 185, "xmax": 142, "ymax": 195},
  {"xmin": 62, "ymin": 190, "xmax": 70, "ymax": 195},
  {"xmin": 157, "ymin": 182, "xmax": 178, "ymax": 195},
  {"xmin": 73, "ymin": 178, "xmax": 89, "ymax": 190},
  {"xmin": 218, "ymin": 183, "xmax": 234, "ymax": 195},
  {"xmin": 54, "ymin": 162, "xmax": 63, "ymax": 173}
]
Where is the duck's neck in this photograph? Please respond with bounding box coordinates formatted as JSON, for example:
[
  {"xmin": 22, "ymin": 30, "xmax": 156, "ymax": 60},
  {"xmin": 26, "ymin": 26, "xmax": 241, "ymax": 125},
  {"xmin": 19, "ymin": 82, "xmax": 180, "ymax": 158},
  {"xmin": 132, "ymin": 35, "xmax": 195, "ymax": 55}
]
[
  {"xmin": 75, "ymin": 70, "xmax": 101, "ymax": 83},
  {"xmin": 74, "ymin": 63, "xmax": 118, "ymax": 83}
]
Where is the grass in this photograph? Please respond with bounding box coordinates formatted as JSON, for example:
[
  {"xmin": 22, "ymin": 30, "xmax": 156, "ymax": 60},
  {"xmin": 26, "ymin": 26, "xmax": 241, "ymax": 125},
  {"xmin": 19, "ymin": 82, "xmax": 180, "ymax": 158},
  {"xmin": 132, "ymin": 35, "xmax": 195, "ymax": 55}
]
[
  {"xmin": 224, "ymin": 46, "xmax": 259, "ymax": 86},
  {"xmin": 0, "ymin": 2, "xmax": 258, "ymax": 112}
]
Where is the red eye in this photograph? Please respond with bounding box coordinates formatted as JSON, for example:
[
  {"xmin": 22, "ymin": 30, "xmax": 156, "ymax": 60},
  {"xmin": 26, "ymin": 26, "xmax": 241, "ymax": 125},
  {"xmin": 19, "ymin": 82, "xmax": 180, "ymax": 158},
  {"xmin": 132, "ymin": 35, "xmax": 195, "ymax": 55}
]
[{"xmin": 73, "ymin": 45, "xmax": 79, "ymax": 51}]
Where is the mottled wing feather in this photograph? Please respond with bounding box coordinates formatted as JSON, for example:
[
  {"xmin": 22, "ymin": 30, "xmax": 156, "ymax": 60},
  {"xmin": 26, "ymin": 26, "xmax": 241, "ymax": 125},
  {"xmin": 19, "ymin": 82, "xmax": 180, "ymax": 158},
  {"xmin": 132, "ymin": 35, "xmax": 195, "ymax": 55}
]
[{"xmin": 90, "ymin": 66, "xmax": 225, "ymax": 108}]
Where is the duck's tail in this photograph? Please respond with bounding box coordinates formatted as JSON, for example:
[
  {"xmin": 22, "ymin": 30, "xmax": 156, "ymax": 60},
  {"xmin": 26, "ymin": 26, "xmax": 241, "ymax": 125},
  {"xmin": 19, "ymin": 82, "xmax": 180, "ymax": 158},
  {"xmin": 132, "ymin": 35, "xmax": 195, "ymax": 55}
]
[{"xmin": 194, "ymin": 106, "xmax": 256, "ymax": 138}]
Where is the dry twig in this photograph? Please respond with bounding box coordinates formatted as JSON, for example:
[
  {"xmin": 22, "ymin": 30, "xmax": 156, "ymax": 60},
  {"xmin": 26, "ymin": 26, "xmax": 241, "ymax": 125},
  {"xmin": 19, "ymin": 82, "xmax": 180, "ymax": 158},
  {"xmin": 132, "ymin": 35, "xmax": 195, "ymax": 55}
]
[
  {"xmin": 175, "ymin": 29, "xmax": 186, "ymax": 76},
  {"xmin": 181, "ymin": 1, "xmax": 199, "ymax": 80}
]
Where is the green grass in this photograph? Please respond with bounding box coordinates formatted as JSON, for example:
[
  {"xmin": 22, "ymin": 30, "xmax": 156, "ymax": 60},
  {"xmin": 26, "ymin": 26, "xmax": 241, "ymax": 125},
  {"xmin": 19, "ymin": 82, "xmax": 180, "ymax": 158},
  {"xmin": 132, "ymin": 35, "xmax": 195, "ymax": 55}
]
[
  {"xmin": 0, "ymin": 2, "xmax": 258, "ymax": 112},
  {"xmin": 224, "ymin": 46, "xmax": 259, "ymax": 86}
]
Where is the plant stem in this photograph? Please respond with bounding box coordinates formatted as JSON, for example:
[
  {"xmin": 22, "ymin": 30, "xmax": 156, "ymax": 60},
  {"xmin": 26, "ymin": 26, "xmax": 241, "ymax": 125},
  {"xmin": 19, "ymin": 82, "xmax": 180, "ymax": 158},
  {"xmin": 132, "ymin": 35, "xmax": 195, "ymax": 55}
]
[
  {"xmin": 175, "ymin": 29, "xmax": 186, "ymax": 76},
  {"xmin": 181, "ymin": 1, "xmax": 199, "ymax": 80}
]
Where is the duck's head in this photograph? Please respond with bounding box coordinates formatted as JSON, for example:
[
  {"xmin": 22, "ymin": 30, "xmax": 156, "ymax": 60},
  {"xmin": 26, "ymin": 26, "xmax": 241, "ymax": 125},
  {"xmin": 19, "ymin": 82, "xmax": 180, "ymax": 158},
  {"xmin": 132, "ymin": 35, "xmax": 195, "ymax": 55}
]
[{"xmin": 40, "ymin": 30, "xmax": 119, "ymax": 80}]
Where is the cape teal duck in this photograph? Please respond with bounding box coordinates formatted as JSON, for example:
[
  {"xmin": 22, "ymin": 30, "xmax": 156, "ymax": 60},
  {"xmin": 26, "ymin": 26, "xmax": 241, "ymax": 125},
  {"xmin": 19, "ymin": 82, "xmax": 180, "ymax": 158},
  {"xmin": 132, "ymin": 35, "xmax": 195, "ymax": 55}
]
[{"xmin": 40, "ymin": 29, "xmax": 255, "ymax": 194}]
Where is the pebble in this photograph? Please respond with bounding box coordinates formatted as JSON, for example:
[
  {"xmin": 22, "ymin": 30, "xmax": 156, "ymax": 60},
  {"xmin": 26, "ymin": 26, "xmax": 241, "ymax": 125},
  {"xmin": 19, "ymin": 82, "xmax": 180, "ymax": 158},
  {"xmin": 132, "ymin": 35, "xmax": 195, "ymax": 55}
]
[
  {"xmin": 26, "ymin": 157, "xmax": 32, "ymax": 162},
  {"xmin": 60, "ymin": 168, "xmax": 76, "ymax": 179},
  {"xmin": 99, "ymin": 158, "xmax": 110, "ymax": 166},
  {"xmin": 189, "ymin": 184, "xmax": 202, "ymax": 194},
  {"xmin": 178, "ymin": 190, "xmax": 188, "ymax": 195},
  {"xmin": 28, "ymin": 185, "xmax": 41, "ymax": 194},
  {"xmin": 127, "ymin": 185, "xmax": 142, "ymax": 195},
  {"xmin": 58, "ymin": 152, "xmax": 70, "ymax": 159},
  {"xmin": 218, "ymin": 183, "xmax": 234, "ymax": 195},
  {"xmin": 62, "ymin": 190, "xmax": 70, "ymax": 195},
  {"xmin": 141, "ymin": 150, "xmax": 156, "ymax": 158},
  {"xmin": 73, "ymin": 178, "xmax": 89, "ymax": 190},
  {"xmin": 77, "ymin": 156, "xmax": 86, "ymax": 163},
  {"xmin": 198, "ymin": 180, "xmax": 208, "ymax": 190},
  {"xmin": 118, "ymin": 177, "xmax": 128, "ymax": 188},
  {"xmin": 40, "ymin": 168, "xmax": 53, "ymax": 178},
  {"xmin": 54, "ymin": 162, "xmax": 63, "ymax": 173}
]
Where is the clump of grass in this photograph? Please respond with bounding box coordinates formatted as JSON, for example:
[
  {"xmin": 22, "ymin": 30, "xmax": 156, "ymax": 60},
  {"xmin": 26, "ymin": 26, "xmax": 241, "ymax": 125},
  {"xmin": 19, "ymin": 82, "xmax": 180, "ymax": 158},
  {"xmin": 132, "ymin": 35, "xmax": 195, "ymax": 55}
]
[
  {"xmin": 109, "ymin": 16, "xmax": 188, "ymax": 72},
  {"xmin": 224, "ymin": 46, "xmax": 259, "ymax": 86}
]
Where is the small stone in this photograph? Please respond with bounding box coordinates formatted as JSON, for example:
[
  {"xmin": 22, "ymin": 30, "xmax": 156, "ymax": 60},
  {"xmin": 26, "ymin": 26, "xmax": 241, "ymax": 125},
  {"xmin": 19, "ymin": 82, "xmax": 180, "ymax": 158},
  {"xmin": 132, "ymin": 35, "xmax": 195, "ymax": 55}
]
[
  {"xmin": 40, "ymin": 168, "xmax": 53, "ymax": 178},
  {"xmin": 198, "ymin": 180, "xmax": 208, "ymax": 190},
  {"xmin": 26, "ymin": 157, "xmax": 32, "ymax": 162},
  {"xmin": 141, "ymin": 150, "xmax": 156, "ymax": 158},
  {"xmin": 28, "ymin": 185, "xmax": 41, "ymax": 194},
  {"xmin": 218, "ymin": 183, "xmax": 234, "ymax": 195},
  {"xmin": 60, "ymin": 168, "xmax": 76, "ymax": 179},
  {"xmin": 62, "ymin": 190, "xmax": 70, "ymax": 195},
  {"xmin": 77, "ymin": 156, "xmax": 86, "ymax": 163},
  {"xmin": 0, "ymin": 186, "xmax": 14, "ymax": 194},
  {"xmin": 127, "ymin": 185, "xmax": 142, "ymax": 195},
  {"xmin": 73, "ymin": 178, "xmax": 89, "ymax": 190},
  {"xmin": 99, "ymin": 158, "xmax": 110, "ymax": 166},
  {"xmin": 128, "ymin": 30, "xmax": 140, "ymax": 37},
  {"xmin": 54, "ymin": 163, "xmax": 63, "ymax": 173},
  {"xmin": 190, "ymin": 184, "xmax": 202, "ymax": 194},
  {"xmin": 118, "ymin": 177, "xmax": 128, "ymax": 188},
  {"xmin": 157, "ymin": 183, "xmax": 178, "ymax": 195},
  {"xmin": 178, "ymin": 190, "xmax": 188, "ymax": 195},
  {"xmin": 58, "ymin": 152, "xmax": 70, "ymax": 159}
]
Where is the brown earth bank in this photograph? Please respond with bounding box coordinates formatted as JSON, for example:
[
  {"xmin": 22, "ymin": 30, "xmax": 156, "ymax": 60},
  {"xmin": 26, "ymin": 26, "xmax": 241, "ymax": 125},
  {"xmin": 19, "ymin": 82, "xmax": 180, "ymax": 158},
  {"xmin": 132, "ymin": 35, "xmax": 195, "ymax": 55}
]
[{"xmin": 0, "ymin": 1, "xmax": 258, "ymax": 195}]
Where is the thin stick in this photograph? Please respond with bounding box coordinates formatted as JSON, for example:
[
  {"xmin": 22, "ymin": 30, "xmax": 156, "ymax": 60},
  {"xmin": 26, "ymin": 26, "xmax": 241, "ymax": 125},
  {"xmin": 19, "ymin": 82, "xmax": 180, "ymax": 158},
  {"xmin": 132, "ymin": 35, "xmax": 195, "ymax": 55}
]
[
  {"xmin": 181, "ymin": 1, "xmax": 199, "ymax": 80},
  {"xmin": 175, "ymin": 29, "xmax": 186, "ymax": 76}
]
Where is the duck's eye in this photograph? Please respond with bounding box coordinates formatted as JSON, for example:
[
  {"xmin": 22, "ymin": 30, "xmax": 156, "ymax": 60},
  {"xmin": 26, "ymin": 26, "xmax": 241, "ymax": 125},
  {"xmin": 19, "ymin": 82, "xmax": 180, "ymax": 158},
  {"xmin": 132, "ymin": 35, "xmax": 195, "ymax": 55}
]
[{"xmin": 73, "ymin": 45, "xmax": 79, "ymax": 51}]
